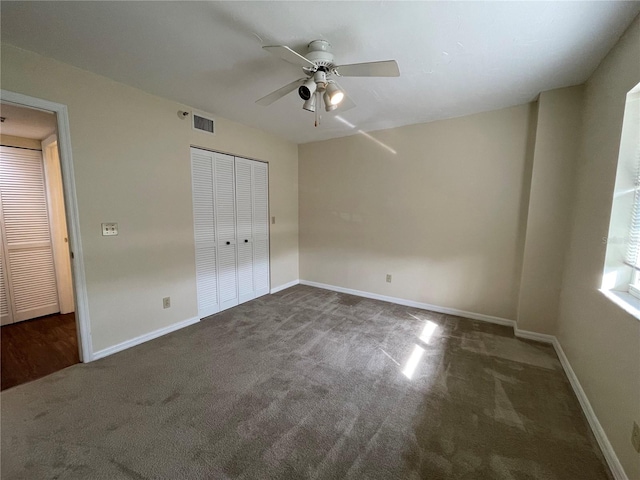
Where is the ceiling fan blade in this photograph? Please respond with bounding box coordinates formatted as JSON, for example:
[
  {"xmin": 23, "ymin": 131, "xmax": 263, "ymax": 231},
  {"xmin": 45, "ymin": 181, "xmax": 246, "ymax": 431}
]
[
  {"xmin": 335, "ymin": 60, "xmax": 400, "ymax": 77},
  {"xmin": 338, "ymin": 98, "xmax": 356, "ymax": 113},
  {"xmin": 262, "ymin": 45, "xmax": 316, "ymax": 69},
  {"xmin": 255, "ymin": 78, "xmax": 306, "ymax": 106}
]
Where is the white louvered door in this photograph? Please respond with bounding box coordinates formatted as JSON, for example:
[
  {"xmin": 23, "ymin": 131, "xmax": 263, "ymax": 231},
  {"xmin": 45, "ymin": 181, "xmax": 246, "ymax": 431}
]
[
  {"xmin": 252, "ymin": 160, "xmax": 270, "ymax": 298},
  {"xmin": 0, "ymin": 146, "xmax": 60, "ymax": 324},
  {"xmin": 0, "ymin": 217, "xmax": 12, "ymax": 325},
  {"xmin": 191, "ymin": 149, "xmax": 269, "ymax": 319},
  {"xmin": 235, "ymin": 158, "xmax": 255, "ymax": 304},
  {"xmin": 214, "ymin": 153, "xmax": 239, "ymax": 311},
  {"xmin": 191, "ymin": 149, "xmax": 219, "ymax": 318}
]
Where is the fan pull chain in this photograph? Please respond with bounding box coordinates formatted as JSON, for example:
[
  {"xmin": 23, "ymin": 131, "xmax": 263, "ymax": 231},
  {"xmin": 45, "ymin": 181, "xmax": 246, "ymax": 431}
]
[{"xmin": 315, "ymin": 91, "xmax": 320, "ymax": 127}]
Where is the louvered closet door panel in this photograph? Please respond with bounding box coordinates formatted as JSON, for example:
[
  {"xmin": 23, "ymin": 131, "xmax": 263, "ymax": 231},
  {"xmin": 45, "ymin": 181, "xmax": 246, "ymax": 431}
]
[
  {"xmin": 214, "ymin": 153, "xmax": 239, "ymax": 311},
  {"xmin": 191, "ymin": 148, "xmax": 219, "ymax": 318},
  {"xmin": 235, "ymin": 158, "xmax": 255, "ymax": 304},
  {"xmin": 10, "ymin": 248, "xmax": 58, "ymax": 321},
  {"xmin": 0, "ymin": 146, "xmax": 59, "ymax": 322},
  {"xmin": 235, "ymin": 160, "xmax": 253, "ymax": 241},
  {"xmin": 252, "ymin": 161, "xmax": 270, "ymax": 297},
  {"xmin": 0, "ymin": 244, "xmax": 12, "ymax": 325}
]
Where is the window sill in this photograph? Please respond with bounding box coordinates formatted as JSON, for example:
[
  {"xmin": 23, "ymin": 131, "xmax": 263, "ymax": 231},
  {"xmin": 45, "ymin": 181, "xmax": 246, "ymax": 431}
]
[{"xmin": 599, "ymin": 289, "xmax": 640, "ymax": 322}]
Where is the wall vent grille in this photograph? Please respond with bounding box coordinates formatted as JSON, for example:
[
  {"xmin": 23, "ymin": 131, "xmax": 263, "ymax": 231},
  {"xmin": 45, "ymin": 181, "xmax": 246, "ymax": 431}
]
[{"xmin": 192, "ymin": 112, "xmax": 215, "ymax": 135}]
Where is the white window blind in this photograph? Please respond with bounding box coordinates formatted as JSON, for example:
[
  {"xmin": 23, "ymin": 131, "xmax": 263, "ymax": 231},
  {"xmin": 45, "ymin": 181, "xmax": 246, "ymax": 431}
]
[{"xmin": 626, "ymin": 146, "xmax": 640, "ymax": 272}]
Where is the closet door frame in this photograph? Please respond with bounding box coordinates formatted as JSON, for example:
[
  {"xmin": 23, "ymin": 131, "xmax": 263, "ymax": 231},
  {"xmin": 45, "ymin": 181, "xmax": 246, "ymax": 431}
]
[{"xmin": 2, "ymin": 90, "xmax": 92, "ymax": 362}]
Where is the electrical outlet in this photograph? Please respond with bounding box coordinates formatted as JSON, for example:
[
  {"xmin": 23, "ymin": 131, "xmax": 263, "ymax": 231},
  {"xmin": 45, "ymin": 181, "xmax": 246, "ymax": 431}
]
[
  {"xmin": 632, "ymin": 421, "xmax": 640, "ymax": 453},
  {"xmin": 386, "ymin": 274, "xmax": 392, "ymax": 283},
  {"xmin": 271, "ymin": 216, "xmax": 276, "ymax": 225},
  {"xmin": 101, "ymin": 223, "xmax": 118, "ymax": 236},
  {"xmin": 163, "ymin": 297, "xmax": 171, "ymax": 309}
]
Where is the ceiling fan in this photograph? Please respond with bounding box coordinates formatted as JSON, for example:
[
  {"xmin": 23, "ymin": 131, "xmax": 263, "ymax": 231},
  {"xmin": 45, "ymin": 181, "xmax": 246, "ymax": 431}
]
[{"xmin": 256, "ymin": 40, "xmax": 399, "ymax": 125}]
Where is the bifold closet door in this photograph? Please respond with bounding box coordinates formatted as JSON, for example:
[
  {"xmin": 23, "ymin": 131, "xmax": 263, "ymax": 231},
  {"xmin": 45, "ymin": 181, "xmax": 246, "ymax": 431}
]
[
  {"xmin": 235, "ymin": 158, "xmax": 270, "ymax": 301},
  {"xmin": 191, "ymin": 148, "xmax": 219, "ymax": 318},
  {"xmin": 192, "ymin": 149, "xmax": 239, "ymax": 317},
  {"xmin": 0, "ymin": 146, "xmax": 60, "ymax": 324},
  {"xmin": 252, "ymin": 160, "xmax": 270, "ymax": 297},
  {"xmin": 0, "ymin": 242, "xmax": 11, "ymax": 325},
  {"xmin": 235, "ymin": 158, "xmax": 255, "ymax": 304},
  {"xmin": 214, "ymin": 153, "xmax": 239, "ymax": 311},
  {"xmin": 192, "ymin": 148, "xmax": 269, "ymax": 319}
]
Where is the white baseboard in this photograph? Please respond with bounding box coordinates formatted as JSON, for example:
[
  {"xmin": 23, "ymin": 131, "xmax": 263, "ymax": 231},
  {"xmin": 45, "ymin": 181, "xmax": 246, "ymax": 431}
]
[
  {"xmin": 514, "ymin": 328, "xmax": 556, "ymax": 344},
  {"xmin": 92, "ymin": 316, "xmax": 200, "ymax": 360},
  {"xmin": 270, "ymin": 279, "xmax": 300, "ymax": 294},
  {"xmin": 300, "ymin": 278, "xmax": 627, "ymax": 479},
  {"xmin": 299, "ymin": 279, "xmax": 515, "ymax": 327},
  {"xmin": 551, "ymin": 338, "xmax": 629, "ymax": 480},
  {"xmin": 515, "ymin": 329, "xmax": 627, "ymax": 478}
]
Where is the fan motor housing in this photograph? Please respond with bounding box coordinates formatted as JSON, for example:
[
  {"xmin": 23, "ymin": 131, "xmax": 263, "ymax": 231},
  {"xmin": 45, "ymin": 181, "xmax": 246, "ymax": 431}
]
[{"xmin": 306, "ymin": 40, "xmax": 335, "ymax": 70}]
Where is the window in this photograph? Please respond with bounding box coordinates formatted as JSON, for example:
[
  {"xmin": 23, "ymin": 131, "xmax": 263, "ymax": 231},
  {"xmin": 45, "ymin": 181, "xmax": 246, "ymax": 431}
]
[
  {"xmin": 602, "ymin": 82, "xmax": 640, "ymax": 312},
  {"xmin": 628, "ymin": 154, "xmax": 640, "ymax": 298},
  {"xmin": 626, "ymin": 142, "xmax": 640, "ymax": 298}
]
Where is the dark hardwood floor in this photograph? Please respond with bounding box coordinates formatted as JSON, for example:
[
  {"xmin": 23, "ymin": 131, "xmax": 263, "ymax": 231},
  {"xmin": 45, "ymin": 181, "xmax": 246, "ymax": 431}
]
[{"xmin": 1, "ymin": 312, "xmax": 80, "ymax": 391}]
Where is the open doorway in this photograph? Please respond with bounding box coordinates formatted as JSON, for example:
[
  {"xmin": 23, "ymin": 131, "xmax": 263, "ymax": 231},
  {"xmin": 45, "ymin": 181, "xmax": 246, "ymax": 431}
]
[{"xmin": 0, "ymin": 102, "xmax": 79, "ymax": 390}]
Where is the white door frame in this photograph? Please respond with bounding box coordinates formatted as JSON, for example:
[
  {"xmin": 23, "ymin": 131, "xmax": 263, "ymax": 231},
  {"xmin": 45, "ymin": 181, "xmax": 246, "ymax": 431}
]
[{"xmin": 1, "ymin": 89, "xmax": 93, "ymax": 362}]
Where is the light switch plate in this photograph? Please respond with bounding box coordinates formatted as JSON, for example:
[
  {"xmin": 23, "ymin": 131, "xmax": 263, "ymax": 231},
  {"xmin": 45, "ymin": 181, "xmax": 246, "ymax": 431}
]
[
  {"xmin": 102, "ymin": 223, "xmax": 118, "ymax": 236},
  {"xmin": 271, "ymin": 216, "xmax": 276, "ymax": 225}
]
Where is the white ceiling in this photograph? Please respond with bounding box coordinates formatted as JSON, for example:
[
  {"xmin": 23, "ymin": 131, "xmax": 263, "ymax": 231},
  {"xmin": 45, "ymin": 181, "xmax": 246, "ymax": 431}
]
[
  {"xmin": 0, "ymin": 103, "xmax": 56, "ymax": 140},
  {"xmin": 2, "ymin": 2, "xmax": 639, "ymax": 144}
]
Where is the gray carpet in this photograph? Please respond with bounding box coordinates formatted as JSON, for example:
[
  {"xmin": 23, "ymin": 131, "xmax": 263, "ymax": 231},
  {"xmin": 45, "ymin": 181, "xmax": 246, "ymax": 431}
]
[{"xmin": 1, "ymin": 285, "xmax": 612, "ymax": 479}]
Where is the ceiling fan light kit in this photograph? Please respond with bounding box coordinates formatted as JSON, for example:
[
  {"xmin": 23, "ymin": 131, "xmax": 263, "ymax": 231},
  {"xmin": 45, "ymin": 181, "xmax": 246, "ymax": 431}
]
[
  {"xmin": 298, "ymin": 77, "xmax": 317, "ymax": 101},
  {"xmin": 324, "ymin": 82, "xmax": 344, "ymax": 106},
  {"xmin": 324, "ymin": 102, "xmax": 338, "ymax": 113},
  {"xmin": 302, "ymin": 94, "xmax": 316, "ymax": 113},
  {"xmin": 257, "ymin": 39, "xmax": 400, "ymax": 126}
]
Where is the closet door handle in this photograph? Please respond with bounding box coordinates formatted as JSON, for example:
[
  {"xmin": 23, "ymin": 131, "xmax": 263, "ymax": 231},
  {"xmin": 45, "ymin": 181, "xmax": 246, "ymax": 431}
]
[
  {"xmin": 244, "ymin": 239, "xmax": 248, "ymax": 243},
  {"xmin": 226, "ymin": 241, "xmax": 231, "ymax": 245}
]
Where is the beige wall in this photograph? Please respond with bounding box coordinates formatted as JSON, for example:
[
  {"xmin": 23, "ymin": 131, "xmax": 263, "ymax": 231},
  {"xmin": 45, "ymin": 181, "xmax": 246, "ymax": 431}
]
[
  {"xmin": 299, "ymin": 104, "xmax": 534, "ymax": 320},
  {"xmin": 0, "ymin": 134, "xmax": 41, "ymax": 150},
  {"xmin": 1, "ymin": 44, "xmax": 299, "ymax": 353},
  {"xmin": 557, "ymin": 17, "xmax": 640, "ymax": 479},
  {"xmin": 517, "ymin": 86, "xmax": 583, "ymax": 334}
]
